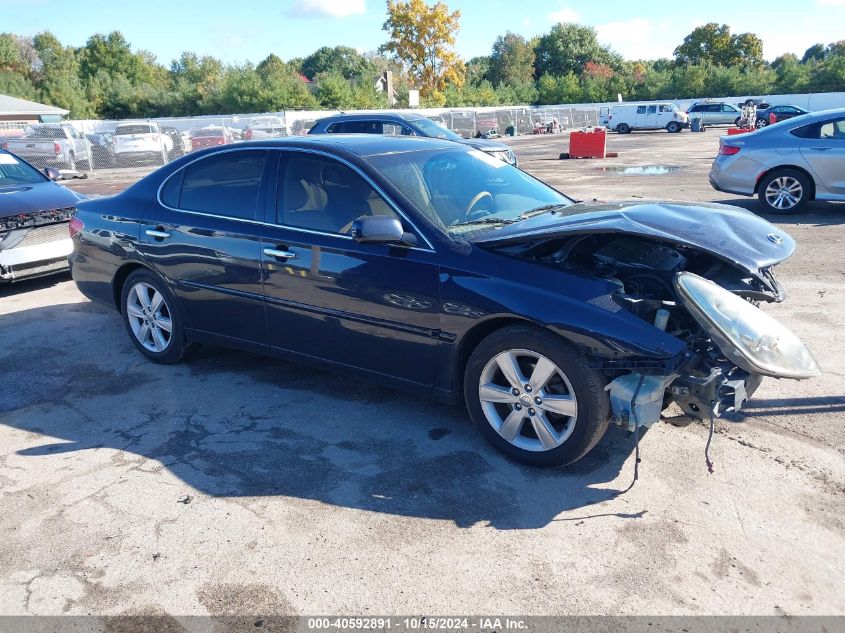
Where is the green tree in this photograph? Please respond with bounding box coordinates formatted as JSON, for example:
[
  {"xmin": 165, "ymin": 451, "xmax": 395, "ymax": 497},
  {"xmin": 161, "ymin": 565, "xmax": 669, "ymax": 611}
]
[
  {"xmin": 32, "ymin": 32, "xmax": 92, "ymax": 117},
  {"xmin": 489, "ymin": 32, "xmax": 535, "ymax": 86},
  {"xmin": 464, "ymin": 56, "xmax": 490, "ymax": 86},
  {"xmin": 315, "ymin": 72, "xmax": 355, "ymax": 109},
  {"xmin": 674, "ymin": 23, "xmax": 763, "ymax": 68},
  {"xmin": 802, "ymin": 43, "xmax": 826, "ymax": 63},
  {"xmin": 301, "ymin": 46, "xmax": 376, "ymax": 81},
  {"xmin": 170, "ymin": 52, "xmax": 225, "ymax": 115},
  {"xmin": 534, "ymin": 23, "xmax": 617, "ymax": 78},
  {"xmin": 770, "ymin": 53, "xmax": 814, "ymax": 92}
]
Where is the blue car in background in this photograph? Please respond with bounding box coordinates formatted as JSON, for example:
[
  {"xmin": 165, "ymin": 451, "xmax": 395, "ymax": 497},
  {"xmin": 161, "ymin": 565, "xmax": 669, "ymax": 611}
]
[
  {"xmin": 0, "ymin": 149, "xmax": 86, "ymax": 283},
  {"xmin": 68, "ymin": 135, "xmax": 818, "ymax": 466}
]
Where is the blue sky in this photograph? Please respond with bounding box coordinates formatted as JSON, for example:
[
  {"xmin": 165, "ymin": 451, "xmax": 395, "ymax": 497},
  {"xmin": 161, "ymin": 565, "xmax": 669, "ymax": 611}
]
[{"xmin": 4, "ymin": 0, "xmax": 845, "ymax": 66}]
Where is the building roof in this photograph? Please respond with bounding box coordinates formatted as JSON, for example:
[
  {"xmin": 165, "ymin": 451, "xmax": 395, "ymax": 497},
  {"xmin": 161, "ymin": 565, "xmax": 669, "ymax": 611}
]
[{"xmin": 0, "ymin": 94, "xmax": 69, "ymax": 117}]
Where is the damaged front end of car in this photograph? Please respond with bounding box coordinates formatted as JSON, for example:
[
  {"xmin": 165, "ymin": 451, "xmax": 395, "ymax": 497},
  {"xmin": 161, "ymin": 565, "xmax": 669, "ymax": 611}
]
[{"xmin": 477, "ymin": 202, "xmax": 821, "ymax": 431}]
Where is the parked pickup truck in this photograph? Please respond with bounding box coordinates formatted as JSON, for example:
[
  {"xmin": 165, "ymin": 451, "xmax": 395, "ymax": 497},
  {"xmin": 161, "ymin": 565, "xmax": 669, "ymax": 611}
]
[
  {"xmin": 2, "ymin": 124, "xmax": 93, "ymax": 171},
  {"xmin": 112, "ymin": 122, "xmax": 172, "ymax": 165}
]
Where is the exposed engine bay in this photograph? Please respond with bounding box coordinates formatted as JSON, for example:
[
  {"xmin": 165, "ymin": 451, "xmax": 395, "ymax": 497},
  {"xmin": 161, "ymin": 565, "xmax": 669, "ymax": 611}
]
[{"xmin": 491, "ymin": 233, "xmax": 816, "ymax": 429}]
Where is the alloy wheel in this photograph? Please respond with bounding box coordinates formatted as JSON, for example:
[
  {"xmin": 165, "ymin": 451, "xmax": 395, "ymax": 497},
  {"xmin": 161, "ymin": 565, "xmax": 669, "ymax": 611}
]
[
  {"xmin": 765, "ymin": 176, "xmax": 803, "ymax": 210},
  {"xmin": 126, "ymin": 281, "xmax": 173, "ymax": 353},
  {"xmin": 478, "ymin": 349, "xmax": 578, "ymax": 452}
]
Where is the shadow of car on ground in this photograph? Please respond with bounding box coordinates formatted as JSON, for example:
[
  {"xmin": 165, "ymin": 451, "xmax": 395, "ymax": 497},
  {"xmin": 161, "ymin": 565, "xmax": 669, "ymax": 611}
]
[{"xmin": 1, "ymin": 299, "xmax": 650, "ymax": 530}]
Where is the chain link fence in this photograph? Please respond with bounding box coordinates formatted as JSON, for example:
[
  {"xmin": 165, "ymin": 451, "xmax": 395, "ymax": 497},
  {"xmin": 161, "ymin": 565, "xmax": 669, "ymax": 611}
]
[{"xmin": 0, "ymin": 105, "xmax": 601, "ymax": 180}]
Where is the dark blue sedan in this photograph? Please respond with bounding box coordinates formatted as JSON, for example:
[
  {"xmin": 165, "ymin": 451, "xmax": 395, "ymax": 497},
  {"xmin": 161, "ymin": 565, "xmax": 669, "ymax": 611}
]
[{"xmin": 69, "ymin": 135, "xmax": 818, "ymax": 466}]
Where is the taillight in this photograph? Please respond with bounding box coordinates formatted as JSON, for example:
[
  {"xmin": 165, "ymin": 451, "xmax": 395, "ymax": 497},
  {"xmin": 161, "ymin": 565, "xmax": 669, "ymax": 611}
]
[
  {"xmin": 244, "ymin": 129, "xmax": 253, "ymax": 140},
  {"xmin": 719, "ymin": 141, "xmax": 741, "ymax": 156},
  {"xmin": 54, "ymin": 142, "xmax": 61, "ymax": 155},
  {"xmin": 69, "ymin": 216, "xmax": 84, "ymax": 238}
]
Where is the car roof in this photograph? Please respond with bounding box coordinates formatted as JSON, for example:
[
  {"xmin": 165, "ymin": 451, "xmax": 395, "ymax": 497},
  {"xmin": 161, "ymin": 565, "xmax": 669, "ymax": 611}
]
[
  {"xmin": 317, "ymin": 112, "xmax": 426, "ymax": 124},
  {"xmin": 210, "ymin": 134, "xmax": 460, "ymax": 157}
]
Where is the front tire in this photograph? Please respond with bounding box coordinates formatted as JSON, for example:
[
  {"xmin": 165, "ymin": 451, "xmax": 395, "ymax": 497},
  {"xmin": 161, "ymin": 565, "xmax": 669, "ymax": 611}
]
[
  {"xmin": 120, "ymin": 269, "xmax": 190, "ymax": 364},
  {"xmin": 464, "ymin": 326, "xmax": 610, "ymax": 467},
  {"xmin": 758, "ymin": 169, "xmax": 810, "ymax": 214},
  {"xmin": 666, "ymin": 121, "xmax": 681, "ymax": 133}
]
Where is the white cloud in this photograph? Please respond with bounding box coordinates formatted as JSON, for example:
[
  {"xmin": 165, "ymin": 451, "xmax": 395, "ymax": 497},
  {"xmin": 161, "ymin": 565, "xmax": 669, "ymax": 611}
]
[
  {"xmin": 288, "ymin": 0, "xmax": 366, "ymax": 18},
  {"xmin": 596, "ymin": 18, "xmax": 676, "ymax": 60},
  {"xmin": 548, "ymin": 7, "xmax": 580, "ymax": 23}
]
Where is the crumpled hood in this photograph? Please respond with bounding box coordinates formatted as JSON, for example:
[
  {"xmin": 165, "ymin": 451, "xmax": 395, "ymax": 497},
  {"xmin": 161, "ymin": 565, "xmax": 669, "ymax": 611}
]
[
  {"xmin": 458, "ymin": 138, "xmax": 511, "ymax": 153},
  {"xmin": 475, "ymin": 200, "xmax": 795, "ymax": 274},
  {"xmin": 0, "ymin": 181, "xmax": 85, "ymax": 218}
]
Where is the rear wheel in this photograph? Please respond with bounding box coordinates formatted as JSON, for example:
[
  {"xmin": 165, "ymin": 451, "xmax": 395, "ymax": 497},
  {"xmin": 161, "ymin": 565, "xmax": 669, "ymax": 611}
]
[
  {"xmin": 464, "ymin": 326, "xmax": 609, "ymax": 467},
  {"xmin": 616, "ymin": 123, "xmax": 631, "ymax": 134},
  {"xmin": 758, "ymin": 169, "xmax": 811, "ymax": 214},
  {"xmin": 666, "ymin": 121, "xmax": 681, "ymax": 133},
  {"xmin": 120, "ymin": 269, "xmax": 190, "ymax": 363},
  {"xmin": 734, "ymin": 117, "xmax": 741, "ymax": 126}
]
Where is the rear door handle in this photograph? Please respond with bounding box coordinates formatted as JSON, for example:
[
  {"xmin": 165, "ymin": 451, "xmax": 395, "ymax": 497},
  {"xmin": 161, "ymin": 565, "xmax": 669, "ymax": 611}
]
[
  {"xmin": 145, "ymin": 229, "xmax": 171, "ymax": 239},
  {"xmin": 263, "ymin": 248, "xmax": 297, "ymax": 260}
]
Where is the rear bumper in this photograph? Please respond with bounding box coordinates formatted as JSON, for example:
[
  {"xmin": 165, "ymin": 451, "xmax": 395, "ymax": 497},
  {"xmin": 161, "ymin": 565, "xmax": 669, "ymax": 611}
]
[
  {"xmin": 708, "ymin": 155, "xmax": 761, "ymax": 196},
  {"xmin": 0, "ymin": 237, "xmax": 72, "ymax": 282}
]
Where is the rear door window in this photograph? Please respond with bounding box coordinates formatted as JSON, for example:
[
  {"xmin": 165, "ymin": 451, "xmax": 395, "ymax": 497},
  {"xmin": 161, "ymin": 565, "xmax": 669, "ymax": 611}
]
[{"xmin": 174, "ymin": 150, "xmax": 268, "ymax": 219}]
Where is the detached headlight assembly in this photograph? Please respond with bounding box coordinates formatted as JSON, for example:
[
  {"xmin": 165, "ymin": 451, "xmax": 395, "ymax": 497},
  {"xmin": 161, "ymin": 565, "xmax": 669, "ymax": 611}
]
[{"xmin": 674, "ymin": 272, "xmax": 820, "ymax": 379}]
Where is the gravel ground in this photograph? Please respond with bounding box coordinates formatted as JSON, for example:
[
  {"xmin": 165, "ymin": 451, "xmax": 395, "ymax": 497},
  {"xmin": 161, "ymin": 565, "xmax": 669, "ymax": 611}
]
[{"xmin": 1, "ymin": 129, "xmax": 843, "ymax": 619}]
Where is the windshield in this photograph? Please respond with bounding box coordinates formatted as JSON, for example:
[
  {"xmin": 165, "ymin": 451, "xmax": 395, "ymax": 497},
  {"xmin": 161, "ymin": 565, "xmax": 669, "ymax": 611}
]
[
  {"xmin": 0, "ymin": 152, "xmax": 47, "ymax": 186},
  {"xmin": 410, "ymin": 117, "xmax": 462, "ymax": 141},
  {"xmin": 367, "ymin": 148, "xmax": 570, "ymax": 234}
]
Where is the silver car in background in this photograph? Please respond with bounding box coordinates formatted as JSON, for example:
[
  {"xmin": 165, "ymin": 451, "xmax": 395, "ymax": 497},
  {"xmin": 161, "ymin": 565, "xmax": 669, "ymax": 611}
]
[{"xmin": 709, "ymin": 108, "xmax": 845, "ymax": 214}]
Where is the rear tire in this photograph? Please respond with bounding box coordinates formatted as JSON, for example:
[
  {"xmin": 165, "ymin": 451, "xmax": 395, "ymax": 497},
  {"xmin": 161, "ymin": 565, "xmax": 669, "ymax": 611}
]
[
  {"xmin": 757, "ymin": 169, "xmax": 811, "ymax": 215},
  {"xmin": 616, "ymin": 123, "xmax": 631, "ymax": 134},
  {"xmin": 464, "ymin": 326, "xmax": 610, "ymax": 467},
  {"xmin": 120, "ymin": 269, "xmax": 191, "ymax": 364},
  {"xmin": 666, "ymin": 121, "xmax": 681, "ymax": 133}
]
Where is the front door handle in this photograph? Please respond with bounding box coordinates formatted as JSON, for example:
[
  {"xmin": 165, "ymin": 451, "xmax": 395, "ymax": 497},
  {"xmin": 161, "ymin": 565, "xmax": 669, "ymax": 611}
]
[
  {"xmin": 263, "ymin": 248, "xmax": 297, "ymax": 260},
  {"xmin": 145, "ymin": 229, "xmax": 171, "ymax": 239}
]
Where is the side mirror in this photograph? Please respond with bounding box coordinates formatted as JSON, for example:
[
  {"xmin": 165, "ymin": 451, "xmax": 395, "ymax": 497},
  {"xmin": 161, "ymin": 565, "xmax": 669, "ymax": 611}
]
[
  {"xmin": 44, "ymin": 167, "xmax": 61, "ymax": 181},
  {"xmin": 351, "ymin": 215, "xmax": 416, "ymax": 246}
]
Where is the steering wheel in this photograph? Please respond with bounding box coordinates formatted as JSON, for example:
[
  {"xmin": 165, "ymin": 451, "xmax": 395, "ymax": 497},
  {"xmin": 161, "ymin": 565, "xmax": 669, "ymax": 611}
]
[{"xmin": 465, "ymin": 191, "xmax": 493, "ymax": 218}]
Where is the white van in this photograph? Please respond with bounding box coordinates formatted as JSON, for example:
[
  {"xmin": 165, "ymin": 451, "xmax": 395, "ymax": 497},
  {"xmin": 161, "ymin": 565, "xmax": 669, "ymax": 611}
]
[{"xmin": 604, "ymin": 103, "xmax": 689, "ymax": 134}]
